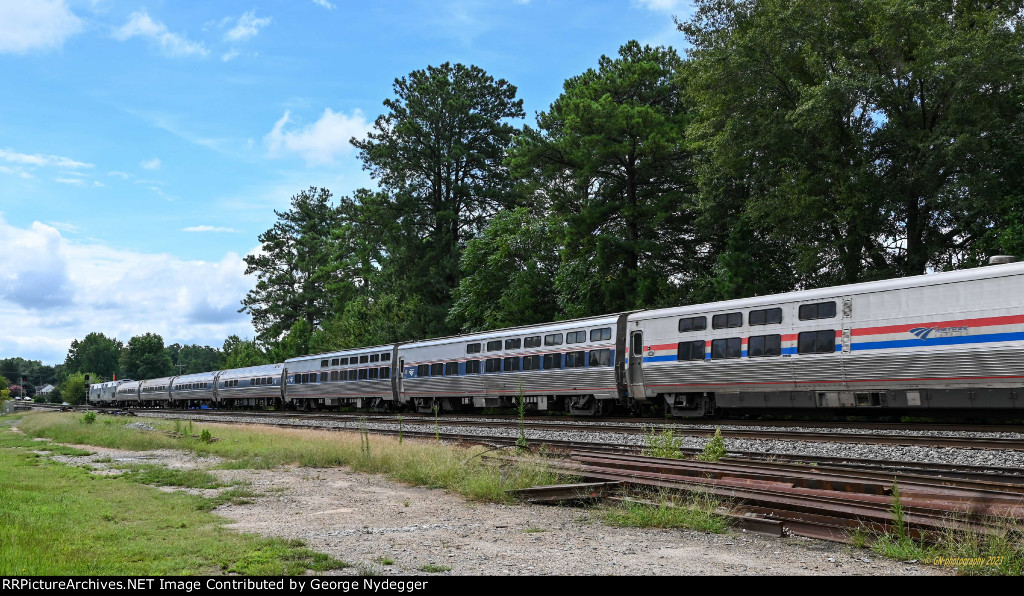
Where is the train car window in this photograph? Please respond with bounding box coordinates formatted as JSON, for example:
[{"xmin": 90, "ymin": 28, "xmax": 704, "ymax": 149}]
[
  {"xmin": 417, "ymin": 364, "xmax": 429, "ymax": 377},
  {"xmin": 331, "ymin": 358, "xmax": 340, "ymax": 366},
  {"xmin": 445, "ymin": 362, "xmax": 459, "ymax": 376},
  {"xmin": 348, "ymin": 370, "xmax": 358, "ymax": 381},
  {"xmin": 589, "ymin": 349, "xmax": 611, "ymax": 367},
  {"xmin": 677, "ymin": 317, "xmax": 707, "ymax": 332},
  {"xmin": 321, "ymin": 372, "xmax": 330, "ymax": 382},
  {"xmin": 321, "ymin": 359, "xmax": 329, "ymax": 368},
  {"xmin": 677, "ymin": 340, "xmax": 706, "ymax": 361},
  {"xmin": 369, "ymin": 368, "xmax": 379, "ymax": 380},
  {"xmin": 505, "ymin": 338, "xmax": 521, "ymax": 350},
  {"xmin": 381, "ymin": 353, "xmax": 391, "ymax": 361},
  {"xmin": 430, "ymin": 363, "xmax": 444, "ymax": 376},
  {"xmin": 712, "ymin": 312, "xmax": 743, "ymax": 329},
  {"xmin": 799, "ymin": 302, "xmax": 837, "ymax": 320},
  {"xmin": 467, "ymin": 343, "xmax": 481, "ymax": 354},
  {"xmin": 711, "ymin": 338, "xmax": 742, "ymax": 359},
  {"xmin": 544, "ymin": 333, "xmax": 563, "ymax": 346},
  {"xmin": 466, "ymin": 360, "xmax": 481, "ymax": 374},
  {"xmin": 524, "ymin": 336, "xmax": 542, "ymax": 348},
  {"xmin": 380, "ymin": 367, "xmax": 390, "ymax": 379},
  {"xmin": 486, "ymin": 340, "xmax": 502, "ymax": 351},
  {"xmin": 360, "ymin": 355, "xmax": 369, "ymax": 363},
  {"xmin": 370, "ymin": 354, "xmax": 380, "ymax": 363},
  {"xmin": 798, "ymin": 330, "xmax": 836, "ymax": 354},
  {"xmin": 749, "ymin": 335, "xmax": 781, "ymax": 357},
  {"xmin": 266, "ymin": 378, "xmax": 272, "ymax": 385},
  {"xmin": 631, "ymin": 332, "xmax": 643, "ymax": 356},
  {"xmin": 504, "ymin": 356, "xmax": 520, "ymax": 372},
  {"xmin": 543, "ymin": 353, "xmax": 562, "ymax": 370},
  {"xmin": 359, "ymin": 369, "xmax": 368, "ymax": 380},
  {"xmin": 565, "ymin": 331, "xmax": 584, "ymax": 343},
  {"xmin": 590, "ymin": 327, "xmax": 612, "ymax": 341},
  {"xmin": 523, "ymin": 355, "xmax": 540, "ymax": 371},
  {"xmin": 339, "ymin": 357, "xmax": 349, "ymax": 365},
  {"xmin": 330, "ymin": 371, "xmax": 339, "ymax": 381},
  {"xmin": 566, "ymin": 351, "xmax": 586, "ymax": 368},
  {"xmin": 485, "ymin": 358, "xmax": 502, "ymax": 373},
  {"xmin": 749, "ymin": 308, "xmax": 782, "ymax": 326}
]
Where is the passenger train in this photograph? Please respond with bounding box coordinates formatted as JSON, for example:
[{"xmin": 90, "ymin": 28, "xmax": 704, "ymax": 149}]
[{"xmin": 89, "ymin": 258, "xmax": 1024, "ymax": 417}]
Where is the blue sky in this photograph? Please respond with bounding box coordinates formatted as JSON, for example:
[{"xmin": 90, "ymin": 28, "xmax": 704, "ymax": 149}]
[{"xmin": 0, "ymin": 0, "xmax": 694, "ymax": 365}]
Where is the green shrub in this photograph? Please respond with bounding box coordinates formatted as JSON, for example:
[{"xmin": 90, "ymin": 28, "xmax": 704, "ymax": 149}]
[
  {"xmin": 80, "ymin": 412, "xmax": 96, "ymax": 425},
  {"xmin": 696, "ymin": 427, "xmax": 726, "ymax": 461},
  {"xmin": 642, "ymin": 427, "xmax": 683, "ymax": 459}
]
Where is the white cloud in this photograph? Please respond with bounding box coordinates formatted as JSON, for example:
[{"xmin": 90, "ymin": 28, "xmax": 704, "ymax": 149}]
[
  {"xmin": 55, "ymin": 177, "xmax": 85, "ymax": 185},
  {"xmin": 113, "ymin": 11, "xmax": 208, "ymax": 57},
  {"xmin": 0, "ymin": 215, "xmax": 256, "ymax": 364},
  {"xmin": 264, "ymin": 108, "xmax": 371, "ymax": 166},
  {"xmin": 225, "ymin": 10, "xmax": 271, "ymax": 42},
  {"xmin": 0, "ymin": 0, "xmax": 82, "ymax": 53},
  {"xmin": 140, "ymin": 157, "xmax": 161, "ymax": 170},
  {"xmin": 222, "ymin": 48, "xmax": 240, "ymax": 62},
  {"xmin": 635, "ymin": 0, "xmax": 691, "ymax": 11},
  {"xmin": 312, "ymin": 0, "xmax": 335, "ymax": 9},
  {"xmin": 182, "ymin": 225, "xmax": 237, "ymax": 233},
  {"xmin": 0, "ymin": 148, "xmax": 92, "ymax": 169},
  {"xmin": 108, "ymin": 171, "xmax": 131, "ymax": 179}
]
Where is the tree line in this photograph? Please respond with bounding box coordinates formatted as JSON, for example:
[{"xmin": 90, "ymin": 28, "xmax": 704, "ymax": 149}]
[{"xmin": 9, "ymin": 1, "xmax": 1023, "ymax": 400}]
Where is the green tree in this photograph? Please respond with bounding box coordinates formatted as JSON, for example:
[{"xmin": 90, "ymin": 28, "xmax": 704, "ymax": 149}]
[
  {"xmin": 119, "ymin": 333, "xmax": 174, "ymax": 380},
  {"xmin": 508, "ymin": 41, "xmax": 696, "ymax": 316},
  {"xmin": 221, "ymin": 335, "xmax": 271, "ymax": 369},
  {"xmin": 240, "ymin": 187, "xmax": 342, "ymax": 344},
  {"xmin": 352, "ymin": 62, "xmax": 526, "ymax": 339},
  {"xmin": 59, "ymin": 372, "xmax": 97, "ymax": 405},
  {"xmin": 447, "ymin": 207, "xmax": 563, "ymax": 332},
  {"xmin": 176, "ymin": 344, "xmax": 222, "ymax": 374},
  {"xmin": 63, "ymin": 333, "xmax": 123, "ymax": 380},
  {"xmin": 681, "ymin": 0, "xmax": 1024, "ymax": 288}
]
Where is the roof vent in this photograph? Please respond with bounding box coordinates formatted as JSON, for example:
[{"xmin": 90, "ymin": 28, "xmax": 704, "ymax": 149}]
[{"xmin": 988, "ymin": 255, "xmax": 1019, "ymax": 265}]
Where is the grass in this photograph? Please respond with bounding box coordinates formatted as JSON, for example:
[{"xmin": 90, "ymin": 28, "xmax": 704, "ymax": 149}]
[
  {"xmin": 373, "ymin": 556, "xmax": 394, "ymax": 565},
  {"xmin": 417, "ymin": 564, "xmax": 451, "ymax": 573},
  {"xmin": 603, "ymin": 489, "xmax": 731, "ymax": 534},
  {"xmin": 15, "ymin": 412, "xmax": 565, "ymax": 503},
  {"xmin": 0, "ymin": 428, "xmax": 348, "ymax": 575},
  {"xmin": 848, "ymin": 479, "xmax": 1024, "ymax": 576},
  {"xmin": 117, "ymin": 464, "xmax": 225, "ymax": 489},
  {"xmin": 523, "ymin": 526, "xmax": 546, "ymax": 533}
]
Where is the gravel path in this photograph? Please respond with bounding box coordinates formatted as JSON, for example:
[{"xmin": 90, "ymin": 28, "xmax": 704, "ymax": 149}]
[{"xmin": 135, "ymin": 411, "xmax": 1024, "ymax": 469}]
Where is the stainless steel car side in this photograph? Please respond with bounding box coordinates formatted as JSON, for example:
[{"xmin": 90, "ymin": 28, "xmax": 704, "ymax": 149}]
[{"xmin": 626, "ymin": 260, "xmax": 1024, "ymax": 416}]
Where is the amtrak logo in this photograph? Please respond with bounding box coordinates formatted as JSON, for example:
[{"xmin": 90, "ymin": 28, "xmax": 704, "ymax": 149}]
[
  {"xmin": 909, "ymin": 327, "xmax": 935, "ymax": 340},
  {"xmin": 909, "ymin": 326, "xmax": 969, "ymax": 340}
]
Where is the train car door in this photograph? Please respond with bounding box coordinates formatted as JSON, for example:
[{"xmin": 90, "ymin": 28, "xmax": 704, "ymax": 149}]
[{"xmin": 628, "ymin": 331, "xmax": 647, "ymax": 400}]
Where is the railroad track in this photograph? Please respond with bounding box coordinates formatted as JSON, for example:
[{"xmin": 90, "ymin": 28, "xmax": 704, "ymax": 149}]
[
  {"xmin": 121, "ymin": 408, "xmax": 1024, "ymax": 451},
  {"xmin": 507, "ymin": 451, "xmax": 1024, "ymax": 544}
]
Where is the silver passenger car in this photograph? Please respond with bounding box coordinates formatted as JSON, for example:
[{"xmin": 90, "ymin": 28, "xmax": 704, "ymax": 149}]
[
  {"xmin": 169, "ymin": 372, "xmax": 218, "ymax": 407},
  {"xmin": 139, "ymin": 376, "xmax": 174, "ymax": 406},
  {"xmin": 283, "ymin": 346, "xmax": 397, "ymax": 409},
  {"xmin": 397, "ymin": 314, "xmax": 628, "ymax": 415},
  {"xmin": 628, "ymin": 260, "xmax": 1024, "ymax": 416},
  {"xmin": 216, "ymin": 363, "xmax": 285, "ymax": 408}
]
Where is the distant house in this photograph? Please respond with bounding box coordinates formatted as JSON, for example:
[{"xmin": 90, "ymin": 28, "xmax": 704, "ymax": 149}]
[{"xmin": 37, "ymin": 384, "xmax": 55, "ymax": 396}]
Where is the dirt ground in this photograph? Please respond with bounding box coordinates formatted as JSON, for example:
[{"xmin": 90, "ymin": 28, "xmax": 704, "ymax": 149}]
[{"xmin": 40, "ymin": 442, "xmax": 949, "ymax": 576}]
